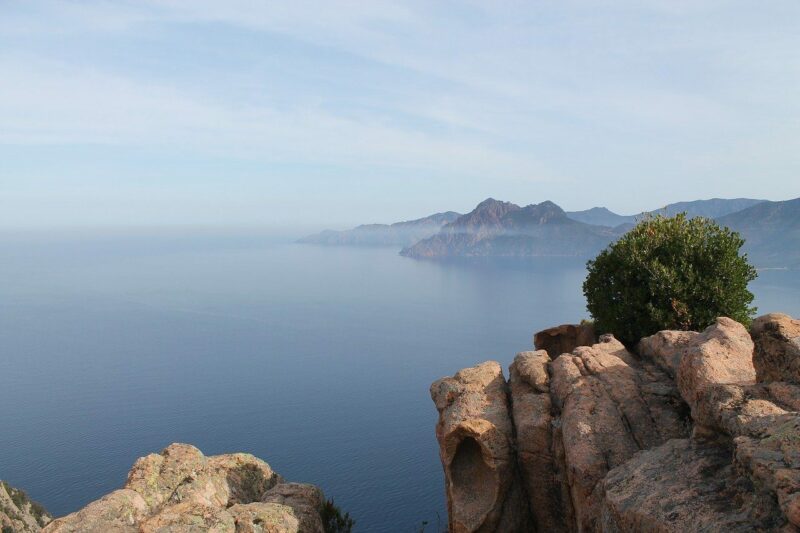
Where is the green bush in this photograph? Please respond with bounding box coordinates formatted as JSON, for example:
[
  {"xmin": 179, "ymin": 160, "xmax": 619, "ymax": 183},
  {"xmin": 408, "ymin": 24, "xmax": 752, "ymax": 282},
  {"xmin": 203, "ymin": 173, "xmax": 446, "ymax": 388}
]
[
  {"xmin": 583, "ymin": 214, "xmax": 757, "ymax": 346},
  {"xmin": 320, "ymin": 499, "xmax": 354, "ymax": 533}
]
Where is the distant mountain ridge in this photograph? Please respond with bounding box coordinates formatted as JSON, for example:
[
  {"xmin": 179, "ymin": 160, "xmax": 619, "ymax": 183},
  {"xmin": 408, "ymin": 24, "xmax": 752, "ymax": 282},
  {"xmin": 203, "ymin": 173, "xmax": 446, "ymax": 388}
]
[
  {"xmin": 566, "ymin": 198, "xmax": 766, "ymax": 227},
  {"xmin": 717, "ymin": 198, "xmax": 800, "ymax": 268},
  {"xmin": 300, "ymin": 196, "xmax": 798, "ymax": 267},
  {"xmin": 565, "ymin": 207, "xmax": 635, "ymax": 227},
  {"xmin": 298, "ymin": 211, "xmax": 460, "ymax": 246}
]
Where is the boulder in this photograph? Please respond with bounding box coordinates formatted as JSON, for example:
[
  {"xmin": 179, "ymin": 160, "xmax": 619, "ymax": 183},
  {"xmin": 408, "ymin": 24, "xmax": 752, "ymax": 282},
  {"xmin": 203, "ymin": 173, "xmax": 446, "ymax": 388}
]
[
  {"xmin": 734, "ymin": 415, "xmax": 800, "ymax": 529},
  {"xmin": 752, "ymin": 313, "xmax": 800, "ymax": 384},
  {"xmin": 431, "ymin": 361, "xmax": 531, "ymax": 532},
  {"xmin": 634, "ymin": 315, "xmax": 800, "ymax": 529},
  {"xmin": 258, "ymin": 483, "xmax": 325, "ymax": 532},
  {"xmin": 138, "ymin": 502, "xmax": 235, "ymax": 533},
  {"xmin": 673, "ymin": 318, "xmax": 756, "ymax": 431},
  {"xmin": 601, "ymin": 438, "xmax": 783, "ymax": 532},
  {"xmin": 637, "ymin": 329, "xmax": 699, "ymax": 377},
  {"xmin": 229, "ymin": 502, "xmax": 305, "ymax": 533},
  {"xmin": 44, "ymin": 490, "xmax": 147, "ymax": 533},
  {"xmin": 533, "ymin": 323, "xmax": 595, "ymax": 359},
  {"xmin": 42, "ymin": 444, "xmax": 325, "ymax": 533}
]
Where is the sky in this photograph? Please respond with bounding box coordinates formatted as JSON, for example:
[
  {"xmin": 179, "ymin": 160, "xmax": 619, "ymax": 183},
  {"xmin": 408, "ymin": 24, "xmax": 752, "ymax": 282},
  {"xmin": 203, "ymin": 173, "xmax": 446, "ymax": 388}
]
[{"xmin": 1, "ymin": 1, "xmax": 799, "ymax": 229}]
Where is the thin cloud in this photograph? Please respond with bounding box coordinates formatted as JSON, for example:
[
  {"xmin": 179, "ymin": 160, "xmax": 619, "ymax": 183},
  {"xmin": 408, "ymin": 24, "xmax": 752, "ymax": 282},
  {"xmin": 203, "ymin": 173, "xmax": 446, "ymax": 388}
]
[{"xmin": 1, "ymin": 0, "xmax": 798, "ymax": 225}]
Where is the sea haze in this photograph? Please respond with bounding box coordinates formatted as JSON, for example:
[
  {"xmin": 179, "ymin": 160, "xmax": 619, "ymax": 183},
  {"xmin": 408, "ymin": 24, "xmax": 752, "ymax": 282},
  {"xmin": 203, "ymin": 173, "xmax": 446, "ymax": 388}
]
[{"xmin": 1, "ymin": 230, "xmax": 798, "ymax": 532}]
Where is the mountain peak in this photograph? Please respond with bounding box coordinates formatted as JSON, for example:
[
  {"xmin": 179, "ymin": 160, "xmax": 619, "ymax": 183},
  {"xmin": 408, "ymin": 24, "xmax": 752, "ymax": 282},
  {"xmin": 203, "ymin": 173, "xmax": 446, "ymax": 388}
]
[
  {"xmin": 506, "ymin": 201, "xmax": 570, "ymax": 227},
  {"xmin": 447, "ymin": 198, "xmax": 521, "ymax": 230},
  {"xmin": 474, "ymin": 197, "xmax": 518, "ymax": 212}
]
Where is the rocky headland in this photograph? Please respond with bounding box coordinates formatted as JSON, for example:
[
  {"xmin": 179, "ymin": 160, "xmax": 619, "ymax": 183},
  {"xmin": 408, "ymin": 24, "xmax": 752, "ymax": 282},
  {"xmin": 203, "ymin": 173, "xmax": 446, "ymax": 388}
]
[
  {"xmin": 432, "ymin": 313, "xmax": 800, "ymax": 532},
  {"xmin": 400, "ymin": 199, "xmax": 619, "ymax": 259},
  {"xmin": 2, "ymin": 444, "xmax": 337, "ymax": 533}
]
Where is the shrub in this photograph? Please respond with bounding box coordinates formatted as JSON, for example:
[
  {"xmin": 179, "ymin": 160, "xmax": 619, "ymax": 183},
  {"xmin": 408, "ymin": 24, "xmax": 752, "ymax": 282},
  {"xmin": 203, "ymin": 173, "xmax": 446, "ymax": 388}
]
[
  {"xmin": 583, "ymin": 213, "xmax": 757, "ymax": 345},
  {"xmin": 321, "ymin": 499, "xmax": 354, "ymax": 533}
]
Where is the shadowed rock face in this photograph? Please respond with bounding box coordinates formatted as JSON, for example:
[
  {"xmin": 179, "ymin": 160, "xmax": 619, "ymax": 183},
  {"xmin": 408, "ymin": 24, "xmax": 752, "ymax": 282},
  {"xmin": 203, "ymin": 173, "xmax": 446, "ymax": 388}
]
[
  {"xmin": 509, "ymin": 351, "xmax": 573, "ymax": 532},
  {"xmin": 435, "ymin": 314, "xmax": 800, "ymax": 532},
  {"xmin": 752, "ymin": 313, "xmax": 800, "ymax": 384},
  {"xmin": 533, "ymin": 324, "xmax": 595, "ymax": 359},
  {"xmin": 41, "ymin": 444, "xmax": 326, "ymax": 533}
]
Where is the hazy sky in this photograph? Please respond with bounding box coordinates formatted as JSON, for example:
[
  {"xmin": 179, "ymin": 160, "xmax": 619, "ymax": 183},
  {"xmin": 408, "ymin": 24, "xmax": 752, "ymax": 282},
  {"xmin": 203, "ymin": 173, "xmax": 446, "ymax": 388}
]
[{"xmin": 2, "ymin": 1, "xmax": 799, "ymax": 228}]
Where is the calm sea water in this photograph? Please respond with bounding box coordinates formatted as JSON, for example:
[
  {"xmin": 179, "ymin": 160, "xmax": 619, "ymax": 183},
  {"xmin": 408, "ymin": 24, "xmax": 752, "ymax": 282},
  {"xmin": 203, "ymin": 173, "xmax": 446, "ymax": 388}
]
[{"xmin": 1, "ymin": 230, "xmax": 798, "ymax": 532}]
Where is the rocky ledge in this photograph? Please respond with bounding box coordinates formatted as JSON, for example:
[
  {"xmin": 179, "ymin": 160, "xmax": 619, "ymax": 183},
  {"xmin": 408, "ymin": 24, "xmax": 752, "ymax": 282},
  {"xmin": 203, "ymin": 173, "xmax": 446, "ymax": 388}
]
[
  {"xmin": 432, "ymin": 312, "xmax": 800, "ymax": 532},
  {"xmin": 8, "ymin": 443, "xmax": 335, "ymax": 533}
]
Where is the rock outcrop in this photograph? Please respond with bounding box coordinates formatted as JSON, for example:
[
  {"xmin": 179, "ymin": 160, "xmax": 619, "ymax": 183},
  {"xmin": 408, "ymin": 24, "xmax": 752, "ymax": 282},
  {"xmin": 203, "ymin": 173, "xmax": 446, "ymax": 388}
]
[
  {"xmin": 434, "ymin": 315, "xmax": 800, "ymax": 532},
  {"xmin": 35, "ymin": 444, "xmax": 329, "ymax": 533},
  {"xmin": 1, "ymin": 481, "xmax": 51, "ymax": 532},
  {"xmin": 430, "ymin": 362, "xmax": 531, "ymax": 532}
]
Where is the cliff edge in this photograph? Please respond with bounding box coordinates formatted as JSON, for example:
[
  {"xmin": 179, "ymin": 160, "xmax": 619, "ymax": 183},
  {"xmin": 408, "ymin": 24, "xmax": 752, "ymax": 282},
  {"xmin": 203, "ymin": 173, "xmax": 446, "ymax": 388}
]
[{"xmin": 432, "ymin": 313, "xmax": 800, "ymax": 532}]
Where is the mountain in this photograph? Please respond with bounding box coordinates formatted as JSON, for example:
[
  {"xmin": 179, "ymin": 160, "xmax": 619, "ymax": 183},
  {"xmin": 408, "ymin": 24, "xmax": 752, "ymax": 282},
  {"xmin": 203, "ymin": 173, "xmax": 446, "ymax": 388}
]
[
  {"xmin": 301, "ymin": 197, "xmax": 790, "ymax": 264},
  {"xmin": 400, "ymin": 199, "xmax": 618, "ymax": 258},
  {"xmin": 647, "ymin": 198, "xmax": 766, "ymax": 219},
  {"xmin": 299, "ymin": 211, "xmax": 460, "ymax": 247},
  {"xmin": 566, "ymin": 207, "xmax": 636, "ymax": 227},
  {"xmin": 717, "ymin": 197, "xmax": 800, "ymax": 268},
  {"xmin": 566, "ymin": 198, "xmax": 765, "ymax": 227}
]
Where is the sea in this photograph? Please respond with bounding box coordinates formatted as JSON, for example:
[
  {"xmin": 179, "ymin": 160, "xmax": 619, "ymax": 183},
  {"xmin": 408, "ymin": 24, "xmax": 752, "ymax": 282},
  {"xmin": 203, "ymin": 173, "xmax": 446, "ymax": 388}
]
[{"xmin": 1, "ymin": 229, "xmax": 798, "ymax": 531}]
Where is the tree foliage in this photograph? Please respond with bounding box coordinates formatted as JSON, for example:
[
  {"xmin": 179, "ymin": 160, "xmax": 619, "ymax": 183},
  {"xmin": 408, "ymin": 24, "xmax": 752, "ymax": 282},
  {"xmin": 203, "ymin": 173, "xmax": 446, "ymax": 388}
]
[{"xmin": 583, "ymin": 214, "xmax": 757, "ymax": 345}]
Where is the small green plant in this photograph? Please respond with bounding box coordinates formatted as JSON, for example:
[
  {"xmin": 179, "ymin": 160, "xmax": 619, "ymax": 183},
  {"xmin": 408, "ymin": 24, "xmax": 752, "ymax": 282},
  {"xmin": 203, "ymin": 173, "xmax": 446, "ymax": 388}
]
[
  {"xmin": 583, "ymin": 213, "xmax": 757, "ymax": 345},
  {"xmin": 4, "ymin": 525, "xmax": 16, "ymax": 533},
  {"xmin": 321, "ymin": 498, "xmax": 354, "ymax": 533}
]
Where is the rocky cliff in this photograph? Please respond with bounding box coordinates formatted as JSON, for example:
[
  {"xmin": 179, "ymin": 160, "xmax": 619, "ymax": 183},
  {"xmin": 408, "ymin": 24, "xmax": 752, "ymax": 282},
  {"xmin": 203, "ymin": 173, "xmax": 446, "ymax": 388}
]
[
  {"xmin": 432, "ymin": 313, "xmax": 800, "ymax": 532},
  {"xmin": 7, "ymin": 444, "xmax": 338, "ymax": 533},
  {"xmin": 1, "ymin": 481, "xmax": 52, "ymax": 532}
]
